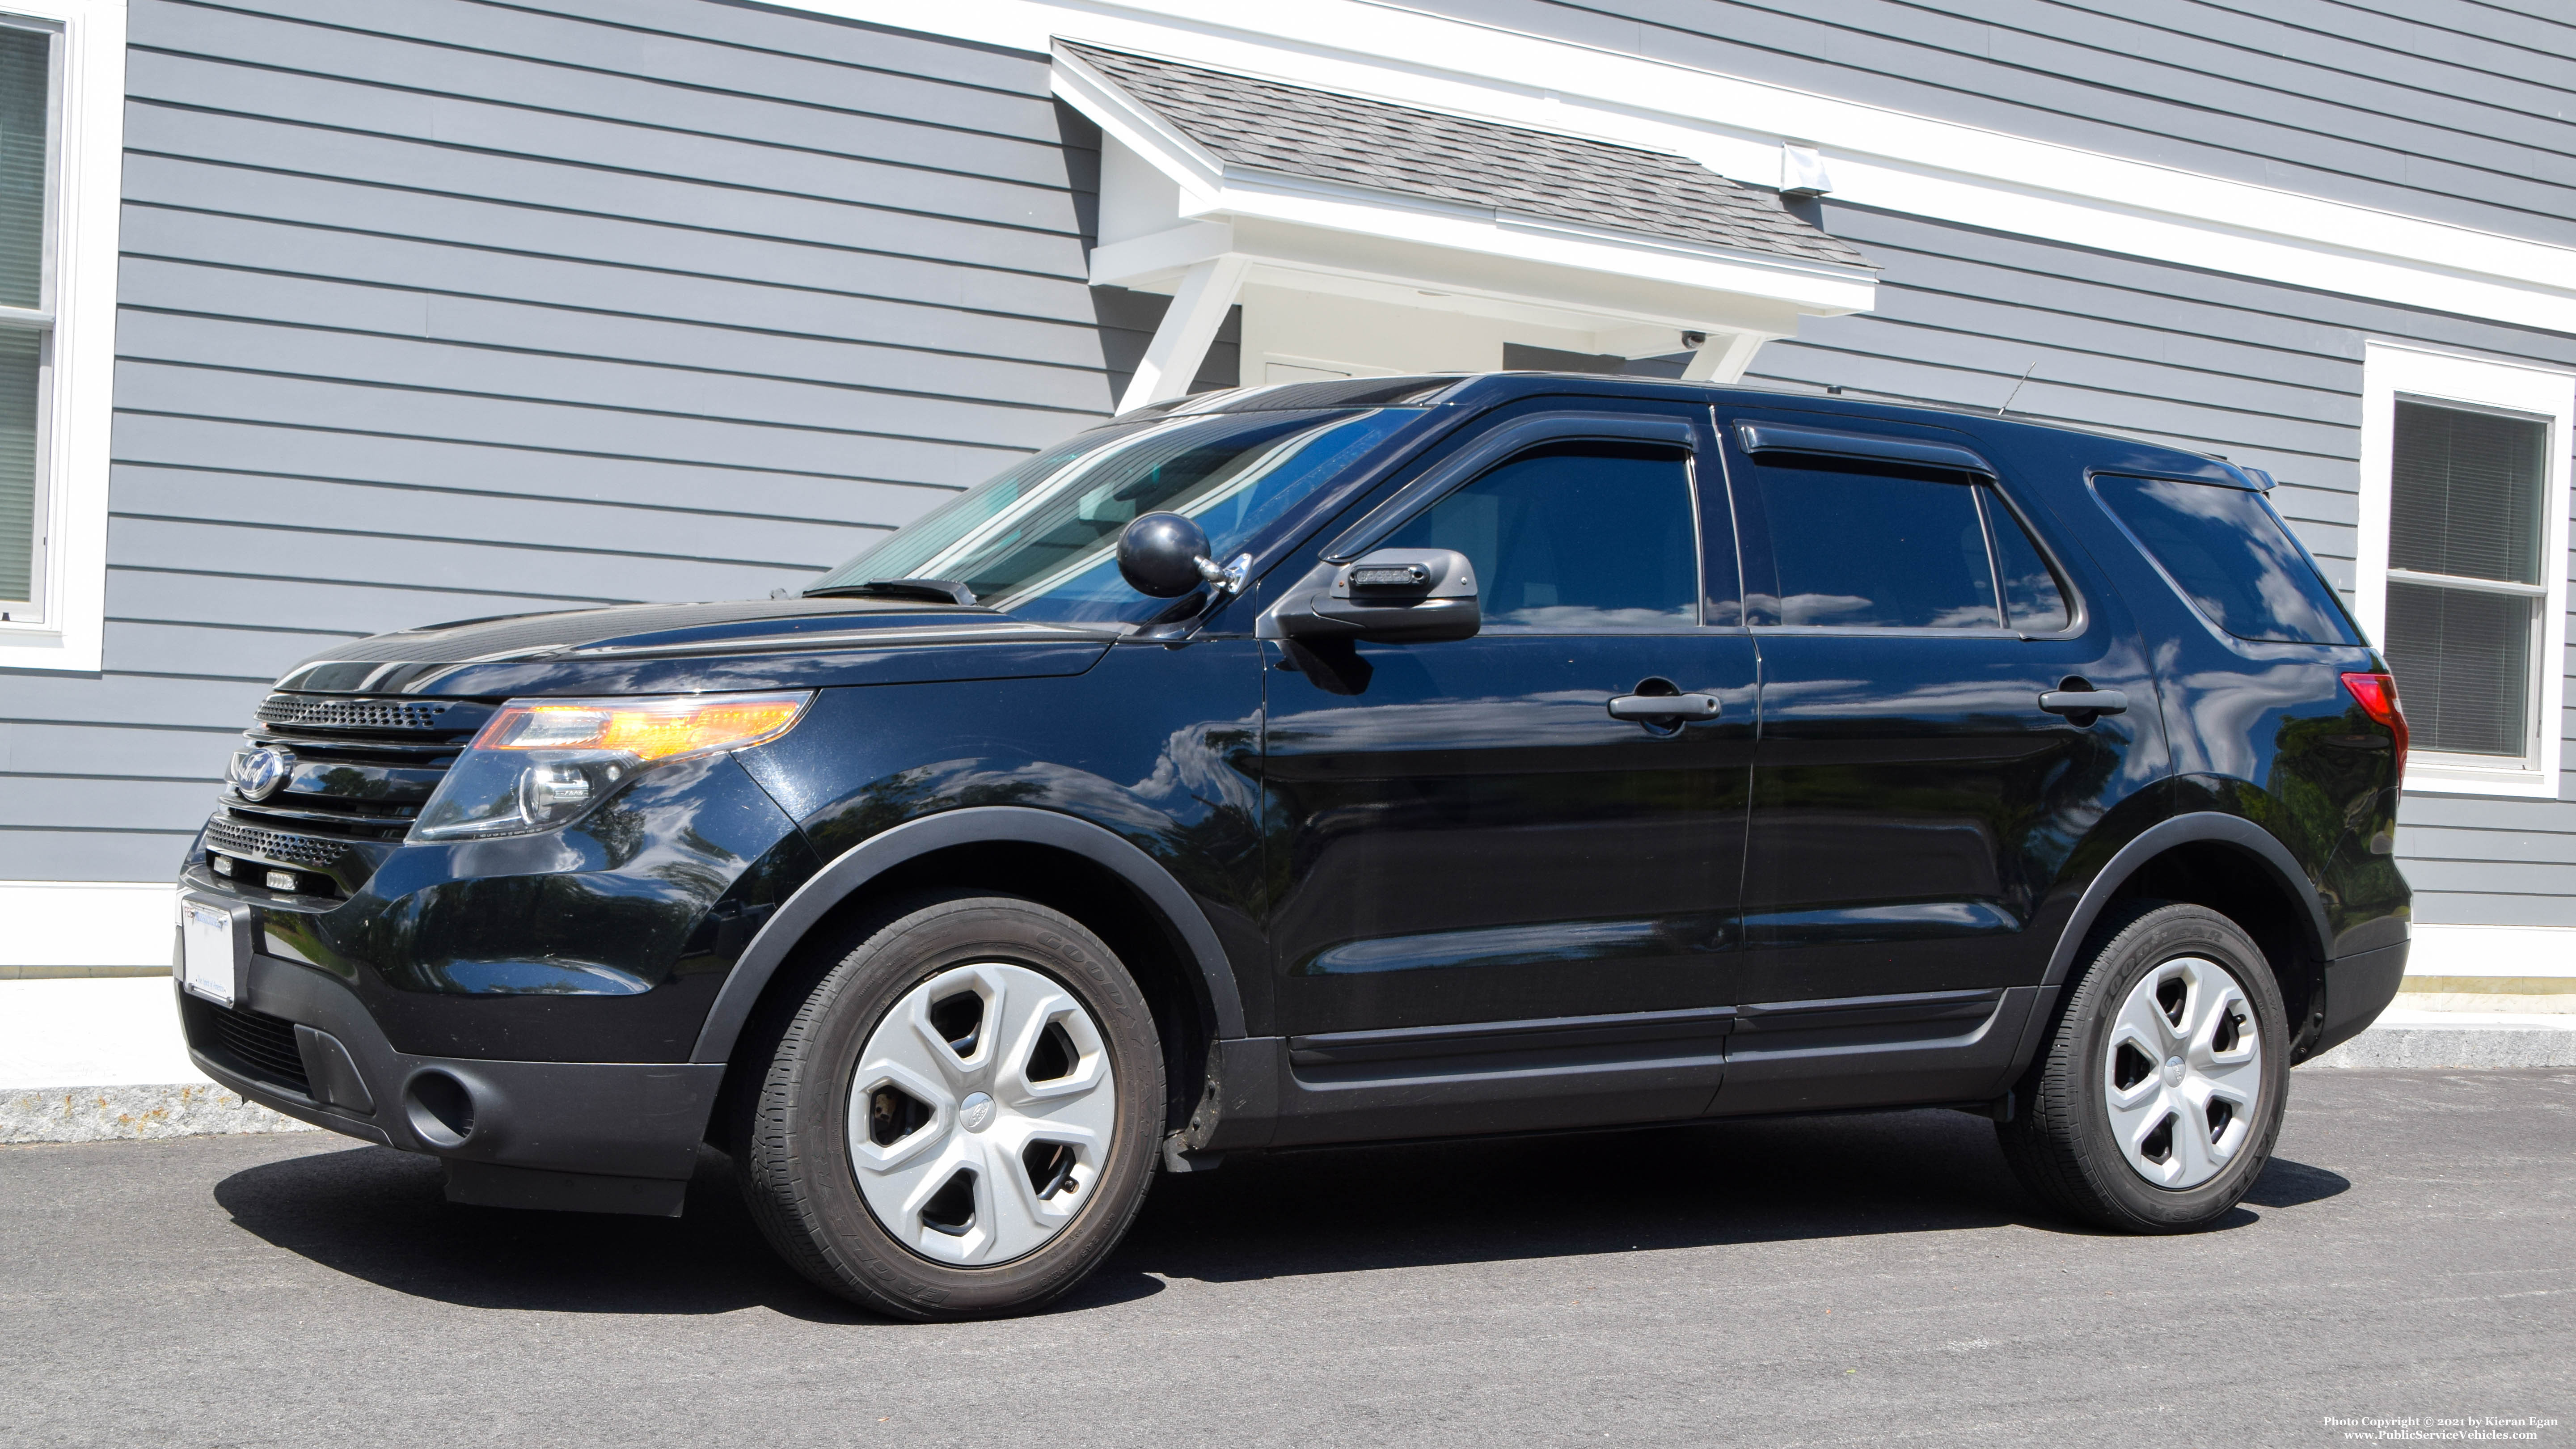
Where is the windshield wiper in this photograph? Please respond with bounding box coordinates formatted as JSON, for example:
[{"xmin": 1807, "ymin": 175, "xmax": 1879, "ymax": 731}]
[{"xmin": 803, "ymin": 578, "xmax": 982, "ymax": 606}]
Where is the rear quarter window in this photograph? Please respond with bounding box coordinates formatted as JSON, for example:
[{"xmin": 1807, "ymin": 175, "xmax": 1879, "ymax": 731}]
[{"xmin": 2094, "ymin": 473, "xmax": 2359, "ymax": 646}]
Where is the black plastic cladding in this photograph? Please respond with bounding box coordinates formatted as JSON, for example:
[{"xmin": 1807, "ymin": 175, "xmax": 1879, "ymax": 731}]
[{"xmin": 175, "ymin": 372, "xmax": 2408, "ymax": 1192}]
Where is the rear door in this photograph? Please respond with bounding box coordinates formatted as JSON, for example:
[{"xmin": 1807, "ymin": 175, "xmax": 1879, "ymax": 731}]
[{"xmin": 1716, "ymin": 412, "xmax": 2162, "ymax": 1106}]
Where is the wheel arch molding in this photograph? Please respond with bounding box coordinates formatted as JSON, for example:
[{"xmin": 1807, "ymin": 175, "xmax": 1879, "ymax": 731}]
[
  {"xmin": 687, "ymin": 806, "xmax": 1249, "ymax": 1068},
  {"xmin": 2041, "ymin": 813, "xmax": 2332, "ymax": 993}
]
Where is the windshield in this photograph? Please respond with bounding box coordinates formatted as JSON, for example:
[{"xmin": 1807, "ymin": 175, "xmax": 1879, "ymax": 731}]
[{"xmin": 808, "ymin": 407, "xmax": 1421, "ymax": 626}]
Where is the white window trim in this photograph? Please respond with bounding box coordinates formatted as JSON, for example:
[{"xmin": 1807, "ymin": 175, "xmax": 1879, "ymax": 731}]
[
  {"xmin": 2354, "ymin": 340, "xmax": 2576, "ymax": 800},
  {"xmin": 0, "ymin": 0, "xmax": 118, "ymax": 674}
]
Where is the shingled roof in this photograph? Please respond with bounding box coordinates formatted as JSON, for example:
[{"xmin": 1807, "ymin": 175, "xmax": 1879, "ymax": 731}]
[{"xmin": 1062, "ymin": 42, "xmax": 1871, "ymax": 272}]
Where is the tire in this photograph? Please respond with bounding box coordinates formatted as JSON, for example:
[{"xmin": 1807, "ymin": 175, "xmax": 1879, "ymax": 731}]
[
  {"xmin": 733, "ymin": 894, "xmax": 1165, "ymax": 1320},
  {"xmin": 1997, "ymin": 902, "xmax": 2289, "ymax": 1233}
]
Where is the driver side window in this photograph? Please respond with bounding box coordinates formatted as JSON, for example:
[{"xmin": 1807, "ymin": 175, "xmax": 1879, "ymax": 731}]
[{"xmin": 1379, "ymin": 443, "xmax": 1699, "ymax": 630}]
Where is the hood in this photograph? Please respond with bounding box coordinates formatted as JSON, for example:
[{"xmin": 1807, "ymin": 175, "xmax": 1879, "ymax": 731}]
[{"xmin": 272, "ymin": 598, "xmax": 1117, "ymax": 697}]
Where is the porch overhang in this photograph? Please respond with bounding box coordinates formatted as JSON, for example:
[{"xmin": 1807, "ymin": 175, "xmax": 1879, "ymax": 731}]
[{"xmin": 1051, "ymin": 41, "xmax": 1878, "ymax": 410}]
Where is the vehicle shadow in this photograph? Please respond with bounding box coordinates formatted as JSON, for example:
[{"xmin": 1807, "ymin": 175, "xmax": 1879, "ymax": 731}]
[
  {"xmin": 1120, "ymin": 1110, "xmax": 2345, "ymax": 1284},
  {"xmin": 212, "ymin": 1108, "xmax": 2346, "ymax": 1318},
  {"xmin": 211, "ymin": 1143, "xmax": 894, "ymax": 1322}
]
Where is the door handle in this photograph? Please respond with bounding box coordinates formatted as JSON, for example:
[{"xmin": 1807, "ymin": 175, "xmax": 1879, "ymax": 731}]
[
  {"xmin": 1608, "ymin": 693, "xmax": 1722, "ymax": 720},
  {"xmin": 2038, "ymin": 688, "xmax": 2128, "ymax": 717}
]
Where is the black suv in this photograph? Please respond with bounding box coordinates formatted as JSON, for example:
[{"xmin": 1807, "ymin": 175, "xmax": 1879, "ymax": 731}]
[{"xmin": 175, "ymin": 373, "xmax": 2409, "ymax": 1318}]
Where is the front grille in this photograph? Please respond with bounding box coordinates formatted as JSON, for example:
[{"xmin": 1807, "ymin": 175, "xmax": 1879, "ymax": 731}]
[
  {"xmin": 205, "ymin": 816, "xmax": 352, "ymax": 870},
  {"xmin": 207, "ymin": 693, "xmax": 494, "ymax": 876},
  {"xmin": 257, "ymin": 697, "xmax": 459, "ymax": 732},
  {"xmin": 207, "ymin": 1004, "xmax": 311, "ymax": 1096}
]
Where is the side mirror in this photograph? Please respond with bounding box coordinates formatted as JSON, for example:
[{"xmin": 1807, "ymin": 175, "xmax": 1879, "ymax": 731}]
[
  {"xmin": 1266, "ymin": 548, "xmax": 1480, "ymax": 644},
  {"xmin": 1118, "ymin": 511, "xmax": 1249, "ymax": 600},
  {"xmin": 1116, "ymin": 512, "xmax": 1214, "ymax": 598}
]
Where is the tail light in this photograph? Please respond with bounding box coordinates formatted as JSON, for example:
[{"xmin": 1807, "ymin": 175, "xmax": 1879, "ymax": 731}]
[{"xmin": 2340, "ymin": 672, "xmax": 2407, "ymax": 780}]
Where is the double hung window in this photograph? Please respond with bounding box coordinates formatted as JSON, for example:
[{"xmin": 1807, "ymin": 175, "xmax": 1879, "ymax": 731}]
[
  {"xmin": 2384, "ymin": 403, "xmax": 2549, "ymax": 759},
  {"xmin": 0, "ymin": 16, "xmax": 51, "ymax": 621},
  {"xmin": 2357, "ymin": 342, "xmax": 2575, "ymax": 797}
]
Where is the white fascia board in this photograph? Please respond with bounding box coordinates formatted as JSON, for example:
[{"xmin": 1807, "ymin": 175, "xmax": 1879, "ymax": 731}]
[
  {"xmin": 781, "ymin": 0, "xmax": 2576, "ymax": 330},
  {"xmin": 1049, "ymin": 42, "xmax": 1222, "ymax": 204},
  {"xmin": 1225, "ymin": 215, "xmax": 1813, "ymax": 338},
  {"xmin": 1193, "ymin": 172, "xmax": 1876, "ymax": 316},
  {"xmin": 0, "ymin": 0, "xmax": 122, "ymax": 674},
  {"xmin": 1836, "ymin": 158, "xmax": 2576, "ymax": 337},
  {"xmin": 1241, "ymin": 265, "xmax": 1693, "ymax": 341}
]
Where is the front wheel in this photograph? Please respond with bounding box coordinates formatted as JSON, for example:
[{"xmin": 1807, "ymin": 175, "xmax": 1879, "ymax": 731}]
[
  {"xmin": 1997, "ymin": 903, "xmax": 2290, "ymax": 1232},
  {"xmin": 733, "ymin": 895, "xmax": 1165, "ymax": 1319}
]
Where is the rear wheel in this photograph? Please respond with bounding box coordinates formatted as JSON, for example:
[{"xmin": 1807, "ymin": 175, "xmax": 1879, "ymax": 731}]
[
  {"xmin": 734, "ymin": 896, "xmax": 1163, "ymax": 1319},
  {"xmin": 1997, "ymin": 903, "xmax": 2289, "ymax": 1232}
]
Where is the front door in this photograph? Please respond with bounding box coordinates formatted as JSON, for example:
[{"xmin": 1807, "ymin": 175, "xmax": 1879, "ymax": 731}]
[{"xmin": 1263, "ymin": 414, "xmax": 1757, "ymax": 1045}]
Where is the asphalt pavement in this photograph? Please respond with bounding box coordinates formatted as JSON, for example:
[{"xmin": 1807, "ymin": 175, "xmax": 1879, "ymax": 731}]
[{"xmin": 4, "ymin": 1069, "xmax": 2569, "ymax": 1448}]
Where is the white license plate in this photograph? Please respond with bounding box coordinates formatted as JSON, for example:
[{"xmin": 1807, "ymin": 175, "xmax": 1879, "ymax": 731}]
[{"xmin": 180, "ymin": 901, "xmax": 238, "ymax": 1007}]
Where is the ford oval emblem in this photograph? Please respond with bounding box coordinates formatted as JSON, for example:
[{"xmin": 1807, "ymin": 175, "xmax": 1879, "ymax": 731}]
[{"xmin": 231, "ymin": 747, "xmax": 296, "ymax": 803}]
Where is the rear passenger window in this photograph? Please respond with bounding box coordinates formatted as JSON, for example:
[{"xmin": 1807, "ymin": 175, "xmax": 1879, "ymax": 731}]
[
  {"xmin": 1748, "ymin": 457, "xmax": 1998, "ymax": 628},
  {"xmin": 2095, "ymin": 474, "xmax": 2358, "ymax": 645},
  {"xmin": 1381, "ymin": 443, "xmax": 1698, "ymax": 629},
  {"xmin": 1987, "ymin": 495, "xmax": 2071, "ymax": 631}
]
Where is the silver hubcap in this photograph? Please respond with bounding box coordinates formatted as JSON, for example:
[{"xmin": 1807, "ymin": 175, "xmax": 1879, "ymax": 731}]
[
  {"xmin": 2104, "ymin": 955, "xmax": 2263, "ymax": 1189},
  {"xmin": 848, "ymin": 962, "xmax": 1116, "ymax": 1265}
]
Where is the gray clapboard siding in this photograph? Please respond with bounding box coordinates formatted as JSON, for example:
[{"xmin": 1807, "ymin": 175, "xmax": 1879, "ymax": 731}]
[
  {"xmin": 4, "ymin": 0, "xmax": 1138, "ymax": 881},
  {"xmin": 100, "ymin": 569, "xmax": 615, "ymax": 636},
  {"xmin": 110, "ymin": 516, "xmax": 813, "ymax": 604},
  {"xmin": 4, "ymin": 670, "xmax": 275, "ymax": 730},
  {"xmin": 129, "ymin": 109, "xmax": 1093, "ymax": 279},
  {"xmin": 120, "ymin": 312, "xmax": 1102, "ymax": 449},
  {"xmin": 110, "ymin": 414, "xmax": 942, "ymax": 524},
  {"xmin": 2401, "ymin": 824, "xmax": 2576, "ymax": 867},
  {"xmin": 112, "ymin": 362, "xmax": 1017, "ymax": 485},
  {"xmin": 0, "ymin": 831, "xmax": 202, "ymax": 881},
  {"xmin": 2, "ymin": 719, "xmax": 264, "ymax": 779},
  {"xmin": 93, "ymin": 621, "xmax": 362, "ymax": 682},
  {"xmin": 123, "ymin": 221, "xmax": 1122, "ymax": 370},
  {"xmin": 164, "ymin": 0, "xmax": 1075, "ymax": 145},
  {"xmin": 1749, "ymin": 197, "xmax": 2576, "ymax": 927},
  {"xmin": 129, "ymin": 58, "xmax": 1095, "ymax": 237},
  {"xmin": 1397, "ymin": 0, "xmax": 2576, "ymax": 245},
  {"xmin": 121, "ymin": 264, "xmax": 1119, "ymax": 416},
  {"xmin": 120, "ymin": 159, "xmax": 1106, "ymax": 325},
  {"xmin": 113, "ymin": 466, "xmax": 882, "ymax": 570},
  {"xmin": 0, "ymin": 776, "xmax": 232, "ymax": 832},
  {"xmin": 133, "ymin": 14, "xmax": 1078, "ymax": 182}
]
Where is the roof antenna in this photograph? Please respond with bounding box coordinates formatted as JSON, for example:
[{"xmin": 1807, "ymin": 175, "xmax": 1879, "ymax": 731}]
[{"xmin": 1996, "ymin": 361, "xmax": 2038, "ymax": 416}]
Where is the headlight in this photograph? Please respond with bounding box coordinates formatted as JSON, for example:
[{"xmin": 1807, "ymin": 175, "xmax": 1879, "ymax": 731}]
[{"xmin": 412, "ymin": 691, "xmax": 811, "ymax": 841}]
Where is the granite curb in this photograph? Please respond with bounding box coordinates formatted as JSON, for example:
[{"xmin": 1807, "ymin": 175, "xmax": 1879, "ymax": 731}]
[{"xmin": 0, "ymin": 1084, "xmax": 317, "ymax": 1144}]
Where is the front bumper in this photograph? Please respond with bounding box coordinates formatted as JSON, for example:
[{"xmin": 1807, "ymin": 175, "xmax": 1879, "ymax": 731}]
[{"xmin": 181, "ymin": 943, "xmax": 722, "ymax": 1217}]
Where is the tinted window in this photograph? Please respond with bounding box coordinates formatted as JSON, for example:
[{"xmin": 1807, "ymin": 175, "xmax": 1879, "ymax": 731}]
[
  {"xmin": 1381, "ymin": 444, "xmax": 1697, "ymax": 629},
  {"xmin": 1752, "ymin": 457, "xmax": 1997, "ymax": 629},
  {"xmin": 807, "ymin": 407, "xmax": 1419, "ymax": 627},
  {"xmin": 2095, "ymin": 474, "xmax": 2358, "ymax": 645},
  {"xmin": 1986, "ymin": 494, "xmax": 2071, "ymax": 631}
]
